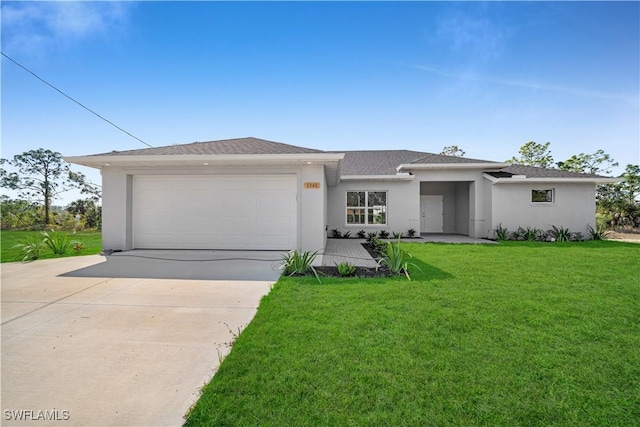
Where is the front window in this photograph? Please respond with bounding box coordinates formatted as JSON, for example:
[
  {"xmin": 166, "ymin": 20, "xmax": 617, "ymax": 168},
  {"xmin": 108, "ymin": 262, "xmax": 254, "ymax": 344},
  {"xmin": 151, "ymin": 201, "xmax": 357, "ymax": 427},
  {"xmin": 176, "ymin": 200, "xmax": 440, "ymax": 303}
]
[
  {"xmin": 532, "ymin": 189, "xmax": 554, "ymax": 203},
  {"xmin": 346, "ymin": 191, "xmax": 387, "ymax": 225}
]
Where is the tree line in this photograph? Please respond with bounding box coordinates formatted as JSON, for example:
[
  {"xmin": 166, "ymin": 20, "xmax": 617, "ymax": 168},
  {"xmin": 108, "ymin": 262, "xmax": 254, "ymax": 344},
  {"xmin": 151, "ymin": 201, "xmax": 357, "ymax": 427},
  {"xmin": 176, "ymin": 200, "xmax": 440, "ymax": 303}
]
[{"xmin": 1, "ymin": 149, "xmax": 101, "ymax": 231}]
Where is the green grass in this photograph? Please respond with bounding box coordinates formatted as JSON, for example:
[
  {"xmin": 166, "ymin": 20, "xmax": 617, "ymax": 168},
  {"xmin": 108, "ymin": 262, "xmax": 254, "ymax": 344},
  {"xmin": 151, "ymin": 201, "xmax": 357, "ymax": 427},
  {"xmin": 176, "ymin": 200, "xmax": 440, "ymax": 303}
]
[
  {"xmin": 1, "ymin": 230, "xmax": 102, "ymax": 263},
  {"xmin": 185, "ymin": 241, "xmax": 640, "ymax": 426}
]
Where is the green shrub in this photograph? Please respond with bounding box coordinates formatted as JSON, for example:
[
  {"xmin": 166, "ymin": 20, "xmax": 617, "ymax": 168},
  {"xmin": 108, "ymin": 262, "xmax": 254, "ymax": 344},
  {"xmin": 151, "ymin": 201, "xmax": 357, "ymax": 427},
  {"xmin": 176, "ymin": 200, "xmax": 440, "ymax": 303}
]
[
  {"xmin": 14, "ymin": 235, "xmax": 46, "ymax": 262},
  {"xmin": 377, "ymin": 239, "xmax": 420, "ymax": 280},
  {"xmin": 406, "ymin": 228, "xmax": 416, "ymax": 238},
  {"xmin": 494, "ymin": 223, "xmax": 509, "ymax": 241},
  {"xmin": 330, "ymin": 229, "xmax": 342, "ymax": 238},
  {"xmin": 596, "ymin": 212, "xmax": 613, "ymax": 230},
  {"xmin": 366, "ymin": 232, "xmax": 378, "ymax": 242},
  {"xmin": 379, "ymin": 230, "xmax": 390, "ymax": 239},
  {"xmin": 549, "ymin": 225, "xmax": 571, "ymax": 242},
  {"xmin": 342, "ymin": 231, "xmax": 351, "ymax": 239},
  {"xmin": 391, "ymin": 231, "xmax": 404, "ymax": 239},
  {"xmin": 370, "ymin": 237, "xmax": 386, "ymax": 256},
  {"xmin": 356, "ymin": 229, "xmax": 366, "ymax": 239},
  {"xmin": 41, "ymin": 230, "xmax": 77, "ymax": 255},
  {"xmin": 336, "ymin": 261, "xmax": 357, "ymax": 277},
  {"xmin": 587, "ymin": 225, "xmax": 609, "ymax": 241},
  {"xmin": 523, "ymin": 227, "xmax": 541, "ymax": 241},
  {"xmin": 281, "ymin": 250, "xmax": 321, "ymax": 283}
]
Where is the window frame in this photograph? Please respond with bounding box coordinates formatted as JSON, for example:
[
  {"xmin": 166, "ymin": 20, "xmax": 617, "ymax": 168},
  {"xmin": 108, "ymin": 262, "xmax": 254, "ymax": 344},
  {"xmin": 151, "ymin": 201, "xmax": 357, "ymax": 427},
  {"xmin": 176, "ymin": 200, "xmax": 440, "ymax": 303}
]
[
  {"xmin": 531, "ymin": 188, "xmax": 555, "ymax": 205},
  {"xmin": 345, "ymin": 190, "xmax": 388, "ymax": 226}
]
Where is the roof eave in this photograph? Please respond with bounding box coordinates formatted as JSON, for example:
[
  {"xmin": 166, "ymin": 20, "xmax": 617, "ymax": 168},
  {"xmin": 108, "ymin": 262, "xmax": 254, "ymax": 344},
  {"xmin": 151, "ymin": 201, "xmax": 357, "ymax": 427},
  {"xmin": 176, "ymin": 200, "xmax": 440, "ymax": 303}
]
[
  {"xmin": 340, "ymin": 173, "xmax": 415, "ymax": 182},
  {"xmin": 64, "ymin": 153, "xmax": 345, "ymax": 169},
  {"xmin": 397, "ymin": 162, "xmax": 509, "ymax": 172},
  {"xmin": 483, "ymin": 173, "xmax": 621, "ymax": 184}
]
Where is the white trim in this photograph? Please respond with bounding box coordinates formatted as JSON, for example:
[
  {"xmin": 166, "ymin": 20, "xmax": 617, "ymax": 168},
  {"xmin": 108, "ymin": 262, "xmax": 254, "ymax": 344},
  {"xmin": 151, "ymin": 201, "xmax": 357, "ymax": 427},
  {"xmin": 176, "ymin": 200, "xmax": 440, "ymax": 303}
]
[
  {"xmin": 398, "ymin": 163, "xmax": 509, "ymax": 172},
  {"xmin": 482, "ymin": 173, "xmax": 620, "ymax": 184},
  {"xmin": 340, "ymin": 174, "xmax": 415, "ymax": 181},
  {"xmin": 65, "ymin": 153, "xmax": 345, "ymax": 169}
]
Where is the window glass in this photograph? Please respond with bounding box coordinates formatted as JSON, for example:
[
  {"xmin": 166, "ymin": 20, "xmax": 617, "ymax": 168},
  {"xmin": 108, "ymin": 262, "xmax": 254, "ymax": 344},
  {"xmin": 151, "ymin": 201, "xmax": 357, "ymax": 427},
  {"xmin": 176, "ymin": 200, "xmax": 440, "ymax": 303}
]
[
  {"xmin": 347, "ymin": 191, "xmax": 365, "ymax": 207},
  {"xmin": 346, "ymin": 191, "xmax": 387, "ymax": 225},
  {"xmin": 347, "ymin": 208, "xmax": 365, "ymax": 224},
  {"xmin": 532, "ymin": 189, "xmax": 554, "ymax": 203},
  {"xmin": 368, "ymin": 191, "xmax": 386, "ymax": 206}
]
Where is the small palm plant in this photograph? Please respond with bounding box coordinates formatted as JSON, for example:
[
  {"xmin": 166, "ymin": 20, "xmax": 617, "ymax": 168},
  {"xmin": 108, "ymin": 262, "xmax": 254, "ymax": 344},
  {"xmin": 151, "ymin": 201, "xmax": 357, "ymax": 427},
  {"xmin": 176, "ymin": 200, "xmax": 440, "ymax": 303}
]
[
  {"xmin": 550, "ymin": 225, "xmax": 571, "ymax": 242},
  {"xmin": 14, "ymin": 235, "xmax": 46, "ymax": 262},
  {"xmin": 336, "ymin": 261, "xmax": 357, "ymax": 277},
  {"xmin": 42, "ymin": 230, "xmax": 77, "ymax": 255},
  {"xmin": 494, "ymin": 223, "xmax": 509, "ymax": 241},
  {"xmin": 377, "ymin": 239, "xmax": 420, "ymax": 280},
  {"xmin": 391, "ymin": 231, "xmax": 404, "ymax": 239},
  {"xmin": 281, "ymin": 250, "xmax": 321, "ymax": 283},
  {"xmin": 587, "ymin": 225, "xmax": 609, "ymax": 241},
  {"xmin": 523, "ymin": 227, "xmax": 541, "ymax": 241}
]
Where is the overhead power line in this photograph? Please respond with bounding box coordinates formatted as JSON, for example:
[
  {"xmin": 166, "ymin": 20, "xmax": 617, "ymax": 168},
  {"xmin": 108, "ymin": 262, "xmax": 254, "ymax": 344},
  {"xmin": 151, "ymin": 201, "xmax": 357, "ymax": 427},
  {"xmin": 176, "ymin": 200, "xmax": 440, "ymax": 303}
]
[{"xmin": 1, "ymin": 51, "xmax": 153, "ymax": 148}]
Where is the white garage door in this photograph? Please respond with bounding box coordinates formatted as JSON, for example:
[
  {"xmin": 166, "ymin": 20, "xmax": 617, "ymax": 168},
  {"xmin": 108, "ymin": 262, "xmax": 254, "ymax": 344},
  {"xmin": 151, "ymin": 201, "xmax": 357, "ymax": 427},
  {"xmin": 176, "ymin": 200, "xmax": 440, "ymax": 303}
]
[{"xmin": 133, "ymin": 175, "xmax": 297, "ymax": 250}]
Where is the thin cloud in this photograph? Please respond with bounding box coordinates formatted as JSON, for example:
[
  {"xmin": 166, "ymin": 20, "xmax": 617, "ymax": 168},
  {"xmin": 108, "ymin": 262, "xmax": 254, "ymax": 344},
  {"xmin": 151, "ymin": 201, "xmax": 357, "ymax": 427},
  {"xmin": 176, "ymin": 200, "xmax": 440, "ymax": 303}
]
[
  {"xmin": 435, "ymin": 5, "xmax": 506, "ymax": 63},
  {"xmin": 1, "ymin": 2, "xmax": 132, "ymax": 55},
  {"xmin": 413, "ymin": 65, "xmax": 637, "ymax": 103}
]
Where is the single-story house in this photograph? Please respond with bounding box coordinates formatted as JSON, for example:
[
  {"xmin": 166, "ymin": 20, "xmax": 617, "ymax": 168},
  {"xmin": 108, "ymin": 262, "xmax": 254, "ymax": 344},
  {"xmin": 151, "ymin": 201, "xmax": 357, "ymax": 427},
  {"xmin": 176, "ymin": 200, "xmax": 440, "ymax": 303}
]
[{"xmin": 66, "ymin": 137, "xmax": 617, "ymax": 261}]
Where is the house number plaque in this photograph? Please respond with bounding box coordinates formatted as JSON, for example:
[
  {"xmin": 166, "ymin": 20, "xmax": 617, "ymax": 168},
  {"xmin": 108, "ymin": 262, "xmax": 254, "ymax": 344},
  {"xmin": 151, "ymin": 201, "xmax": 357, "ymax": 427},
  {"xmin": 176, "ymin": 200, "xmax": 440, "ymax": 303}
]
[{"xmin": 304, "ymin": 182, "xmax": 321, "ymax": 189}]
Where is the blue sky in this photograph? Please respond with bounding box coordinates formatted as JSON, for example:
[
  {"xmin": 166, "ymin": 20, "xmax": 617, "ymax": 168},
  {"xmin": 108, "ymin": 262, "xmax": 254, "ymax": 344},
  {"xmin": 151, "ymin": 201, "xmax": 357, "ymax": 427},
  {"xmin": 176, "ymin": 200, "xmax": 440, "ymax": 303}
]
[{"xmin": 2, "ymin": 1, "xmax": 639, "ymax": 205}]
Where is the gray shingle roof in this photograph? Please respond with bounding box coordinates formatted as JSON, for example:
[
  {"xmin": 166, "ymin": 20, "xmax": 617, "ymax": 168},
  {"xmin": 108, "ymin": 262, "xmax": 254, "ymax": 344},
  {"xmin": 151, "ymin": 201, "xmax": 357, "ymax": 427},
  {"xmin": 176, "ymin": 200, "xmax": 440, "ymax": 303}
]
[
  {"xmin": 86, "ymin": 137, "xmax": 606, "ymax": 180},
  {"xmin": 494, "ymin": 164, "xmax": 607, "ymax": 179},
  {"xmin": 92, "ymin": 137, "xmax": 323, "ymax": 156},
  {"xmin": 336, "ymin": 150, "xmax": 499, "ymax": 175},
  {"xmin": 409, "ymin": 153, "xmax": 496, "ymax": 165},
  {"xmin": 336, "ymin": 150, "xmax": 428, "ymax": 175}
]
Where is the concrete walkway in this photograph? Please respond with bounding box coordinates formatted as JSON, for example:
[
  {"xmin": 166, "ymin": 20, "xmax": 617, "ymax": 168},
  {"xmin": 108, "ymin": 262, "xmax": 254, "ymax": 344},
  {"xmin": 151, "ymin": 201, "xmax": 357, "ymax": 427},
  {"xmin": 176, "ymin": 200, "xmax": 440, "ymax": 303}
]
[
  {"xmin": 1, "ymin": 256, "xmax": 274, "ymax": 426},
  {"xmin": 322, "ymin": 239, "xmax": 378, "ymax": 267}
]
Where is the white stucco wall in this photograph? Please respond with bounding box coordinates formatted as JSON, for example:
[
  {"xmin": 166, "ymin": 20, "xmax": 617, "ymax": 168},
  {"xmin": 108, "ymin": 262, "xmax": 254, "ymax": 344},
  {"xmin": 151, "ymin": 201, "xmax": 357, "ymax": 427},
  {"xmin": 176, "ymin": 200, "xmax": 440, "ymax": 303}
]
[
  {"xmin": 101, "ymin": 168, "xmax": 131, "ymax": 251},
  {"xmin": 327, "ymin": 179, "xmax": 420, "ymax": 236},
  {"xmin": 100, "ymin": 164, "xmax": 327, "ymax": 253},
  {"xmin": 327, "ymin": 169, "xmax": 495, "ymax": 238},
  {"xmin": 299, "ymin": 165, "xmax": 327, "ymax": 253},
  {"xmin": 490, "ymin": 182, "xmax": 597, "ymax": 236}
]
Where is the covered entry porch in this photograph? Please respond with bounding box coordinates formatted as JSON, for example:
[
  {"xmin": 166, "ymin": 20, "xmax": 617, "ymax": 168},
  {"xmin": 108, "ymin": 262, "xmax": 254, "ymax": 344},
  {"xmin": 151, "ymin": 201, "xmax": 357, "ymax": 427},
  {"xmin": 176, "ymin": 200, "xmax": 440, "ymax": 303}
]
[{"xmin": 419, "ymin": 181, "xmax": 472, "ymax": 236}]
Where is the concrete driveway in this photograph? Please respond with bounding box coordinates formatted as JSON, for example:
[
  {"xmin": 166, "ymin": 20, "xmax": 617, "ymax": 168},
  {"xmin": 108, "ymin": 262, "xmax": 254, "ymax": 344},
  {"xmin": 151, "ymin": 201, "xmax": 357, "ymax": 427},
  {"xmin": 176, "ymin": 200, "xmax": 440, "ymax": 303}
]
[{"xmin": 1, "ymin": 254, "xmax": 277, "ymax": 426}]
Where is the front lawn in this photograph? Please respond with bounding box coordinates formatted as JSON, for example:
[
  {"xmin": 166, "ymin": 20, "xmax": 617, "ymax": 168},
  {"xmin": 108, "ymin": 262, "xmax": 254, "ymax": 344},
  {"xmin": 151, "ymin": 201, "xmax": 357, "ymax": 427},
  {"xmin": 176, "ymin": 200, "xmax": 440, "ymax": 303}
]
[
  {"xmin": 1, "ymin": 230, "xmax": 102, "ymax": 263},
  {"xmin": 185, "ymin": 241, "xmax": 639, "ymax": 426}
]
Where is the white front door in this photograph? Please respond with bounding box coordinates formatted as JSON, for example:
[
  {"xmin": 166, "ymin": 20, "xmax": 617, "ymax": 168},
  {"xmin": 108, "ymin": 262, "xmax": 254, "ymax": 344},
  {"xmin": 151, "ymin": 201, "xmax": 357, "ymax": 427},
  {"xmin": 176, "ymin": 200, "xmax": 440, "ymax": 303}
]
[{"xmin": 420, "ymin": 195, "xmax": 444, "ymax": 233}]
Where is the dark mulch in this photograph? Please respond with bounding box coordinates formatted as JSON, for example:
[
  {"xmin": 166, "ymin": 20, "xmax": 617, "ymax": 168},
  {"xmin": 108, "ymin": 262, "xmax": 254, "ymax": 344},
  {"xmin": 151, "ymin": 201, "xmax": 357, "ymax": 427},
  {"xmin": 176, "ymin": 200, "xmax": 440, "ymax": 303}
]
[
  {"xmin": 287, "ymin": 242, "xmax": 394, "ymax": 279},
  {"xmin": 361, "ymin": 242, "xmax": 381, "ymax": 259},
  {"xmin": 313, "ymin": 265, "xmax": 392, "ymax": 279}
]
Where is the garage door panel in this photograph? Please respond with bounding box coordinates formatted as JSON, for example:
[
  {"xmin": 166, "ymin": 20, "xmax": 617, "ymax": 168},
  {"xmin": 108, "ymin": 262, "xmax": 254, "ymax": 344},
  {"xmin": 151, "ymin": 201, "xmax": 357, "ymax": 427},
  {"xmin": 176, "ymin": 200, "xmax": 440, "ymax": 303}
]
[
  {"xmin": 256, "ymin": 235, "xmax": 291, "ymax": 246},
  {"xmin": 178, "ymin": 233, "xmax": 214, "ymax": 248},
  {"xmin": 217, "ymin": 234, "xmax": 255, "ymax": 247},
  {"xmin": 256, "ymin": 216, "xmax": 290, "ymax": 231},
  {"xmin": 134, "ymin": 175, "xmax": 296, "ymax": 250},
  {"xmin": 218, "ymin": 195, "xmax": 254, "ymax": 212}
]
